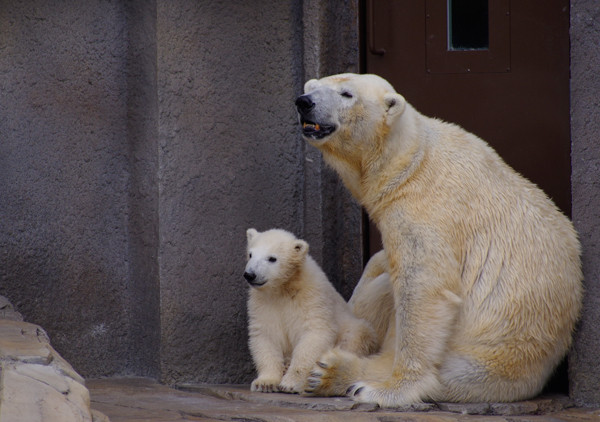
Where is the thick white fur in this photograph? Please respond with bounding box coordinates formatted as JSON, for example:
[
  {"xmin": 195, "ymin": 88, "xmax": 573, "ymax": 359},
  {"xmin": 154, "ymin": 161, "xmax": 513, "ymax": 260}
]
[
  {"xmin": 299, "ymin": 73, "xmax": 583, "ymax": 406},
  {"xmin": 245, "ymin": 228, "xmax": 377, "ymax": 394}
]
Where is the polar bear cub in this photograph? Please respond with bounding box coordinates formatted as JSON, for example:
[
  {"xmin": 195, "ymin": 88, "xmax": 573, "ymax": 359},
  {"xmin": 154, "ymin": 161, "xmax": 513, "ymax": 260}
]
[{"xmin": 244, "ymin": 228, "xmax": 378, "ymax": 393}]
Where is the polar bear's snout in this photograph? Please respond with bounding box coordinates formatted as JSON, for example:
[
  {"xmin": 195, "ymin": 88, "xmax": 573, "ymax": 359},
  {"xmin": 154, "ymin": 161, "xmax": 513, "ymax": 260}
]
[
  {"xmin": 244, "ymin": 269, "xmax": 265, "ymax": 287},
  {"xmin": 295, "ymin": 93, "xmax": 337, "ymax": 140},
  {"xmin": 295, "ymin": 95, "xmax": 315, "ymax": 114}
]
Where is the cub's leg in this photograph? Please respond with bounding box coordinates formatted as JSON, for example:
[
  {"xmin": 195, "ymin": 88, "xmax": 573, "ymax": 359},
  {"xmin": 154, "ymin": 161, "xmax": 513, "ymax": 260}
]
[{"xmin": 249, "ymin": 333, "xmax": 285, "ymax": 393}]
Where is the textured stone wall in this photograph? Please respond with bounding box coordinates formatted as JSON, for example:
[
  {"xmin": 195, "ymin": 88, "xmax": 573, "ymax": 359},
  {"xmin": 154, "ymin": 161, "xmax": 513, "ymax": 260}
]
[
  {"xmin": 0, "ymin": 0, "xmax": 362, "ymax": 384},
  {"xmin": 155, "ymin": 0, "xmax": 307, "ymax": 384},
  {"xmin": 569, "ymin": 0, "xmax": 600, "ymax": 407},
  {"xmin": 155, "ymin": 0, "xmax": 361, "ymax": 384},
  {"xmin": 123, "ymin": 0, "xmax": 161, "ymax": 380},
  {"xmin": 0, "ymin": 1, "xmax": 135, "ymax": 377}
]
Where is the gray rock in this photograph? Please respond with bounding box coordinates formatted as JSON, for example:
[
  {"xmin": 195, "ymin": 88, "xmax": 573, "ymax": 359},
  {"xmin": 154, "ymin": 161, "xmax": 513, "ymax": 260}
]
[{"xmin": 490, "ymin": 401, "xmax": 540, "ymax": 416}]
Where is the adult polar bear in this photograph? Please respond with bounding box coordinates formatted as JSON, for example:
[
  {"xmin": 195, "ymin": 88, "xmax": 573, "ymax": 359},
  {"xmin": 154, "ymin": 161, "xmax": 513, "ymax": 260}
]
[{"xmin": 295, "ymin": 73, "xmax": 583, "ymax": 406}]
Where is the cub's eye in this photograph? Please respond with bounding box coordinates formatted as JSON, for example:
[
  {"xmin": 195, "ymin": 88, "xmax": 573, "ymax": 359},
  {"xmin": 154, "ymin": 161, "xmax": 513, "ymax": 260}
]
[
  {"xmin": 248, "ymin": 253, "xmax": 252, "ymax": 258},
  {"xmin": 268, "ymin": 256, "xmax": 277, "ymax": 263},
  {"xmin": 341, "ymin": 91, "xmax": 353, "ymax": 98}
]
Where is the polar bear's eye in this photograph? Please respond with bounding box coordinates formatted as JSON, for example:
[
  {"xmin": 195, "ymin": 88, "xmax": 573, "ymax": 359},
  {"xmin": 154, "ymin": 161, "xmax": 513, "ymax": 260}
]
[
  {"xmin": 268, "ymin": 256, "xmax": 277, "ymax": 263},
  {"xmin": 248, "ymin": 253, "xmax": 252, "ymax": 258},
  {"xmin": 341, "ymin": 91, "xmax": 353, "ymax": 98}
]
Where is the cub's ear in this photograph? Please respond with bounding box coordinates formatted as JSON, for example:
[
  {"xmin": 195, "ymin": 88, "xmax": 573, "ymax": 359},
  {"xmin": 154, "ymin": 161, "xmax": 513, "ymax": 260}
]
[
  {"xmin": 293, "ymin": 240, "xmax": 309, "ymax": 258},
  {"xmin": 246, "ymin": 228, "xmax": 258, "ymax": 242},
  {"xmin": 384, "ymin": 93, "xmax": 406, "ymax": 123}
]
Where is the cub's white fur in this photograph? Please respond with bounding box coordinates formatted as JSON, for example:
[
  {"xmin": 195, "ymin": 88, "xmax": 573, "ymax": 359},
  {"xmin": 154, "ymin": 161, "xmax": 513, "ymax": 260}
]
[{"xmin": 245, "ymin": 228, "xmax": 377, "ymax": 394}]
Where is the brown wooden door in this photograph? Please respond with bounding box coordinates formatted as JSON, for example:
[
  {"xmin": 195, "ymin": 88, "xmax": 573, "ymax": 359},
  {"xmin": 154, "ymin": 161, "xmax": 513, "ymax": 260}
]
[
  {"xmin": 363, "ymin": 0, "xmax": 571, "ymax": 256},
  {"xmin": 362, "ymin": 0, "xmax": 571, "ymax": 393}
]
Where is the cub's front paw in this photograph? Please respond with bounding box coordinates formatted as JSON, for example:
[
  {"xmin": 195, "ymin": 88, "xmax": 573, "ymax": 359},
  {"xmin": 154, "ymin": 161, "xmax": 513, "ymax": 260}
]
[
  {"xmin": 251, "ymin": 376, "xmax": 281, "ymax": 393},
  {"xmin": 278, "ymin": 373, "xmax": 304, "ymax": 394}
]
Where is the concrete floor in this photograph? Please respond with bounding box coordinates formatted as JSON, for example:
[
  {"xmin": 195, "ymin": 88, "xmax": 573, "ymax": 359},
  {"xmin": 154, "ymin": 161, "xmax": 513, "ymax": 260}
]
[{"xmin": 87, "ymin": 377, "xmax": 600, "ymax": 422}]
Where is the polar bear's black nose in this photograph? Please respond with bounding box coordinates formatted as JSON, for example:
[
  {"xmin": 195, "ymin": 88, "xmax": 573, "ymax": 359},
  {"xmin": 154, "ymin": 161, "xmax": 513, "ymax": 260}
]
[
  {"xmin": 244, "ymin": 271, "xmax": 256, "ymax": 282},
  {"xmin": 295, "ymin": 95, "xmax": 315, "ymax": 113}
]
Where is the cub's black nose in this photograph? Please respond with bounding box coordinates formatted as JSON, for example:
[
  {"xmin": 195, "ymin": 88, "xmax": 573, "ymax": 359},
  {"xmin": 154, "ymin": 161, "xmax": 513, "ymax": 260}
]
[
  {"xmin": 295, "ymin": 95, "xmax": 314, "ymax": 113},
  {"xmin": 244, "ymin": 271, "xmax": 256, "ymax": 282}
]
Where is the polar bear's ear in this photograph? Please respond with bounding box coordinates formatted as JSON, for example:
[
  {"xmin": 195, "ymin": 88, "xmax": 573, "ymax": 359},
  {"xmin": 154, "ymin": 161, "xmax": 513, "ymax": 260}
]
[
  {"xmin": 246, "ymin": 228, "xmax": 258, "ymax": 242},
  {"xmin": 384, "ymin": 93, "xmax": 406, "ymax": 123},
  {"xmin": 293, "ymin": 240, "xmax": 309, "ymax": 258},
  {"xmin": 304, "ymin": 79, "xmax": 318, "ymax": 92}
]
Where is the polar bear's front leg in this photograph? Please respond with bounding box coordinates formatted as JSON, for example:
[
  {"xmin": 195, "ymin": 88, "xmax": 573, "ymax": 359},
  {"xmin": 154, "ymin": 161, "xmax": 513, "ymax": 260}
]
[
  {"xmin": 344, "ymin": 289, "xmax": 460, "ymax": 406},
  {"xmin": 355, "ymin": 287, "xmax": 459, "ymax": 404},
  {"xmin": 279, "ymin": 331, "xmax": 334, "ymax": 394},
  {"xmin": 249, "ymin": 333, "xmax": 285, "ymax": 393}
]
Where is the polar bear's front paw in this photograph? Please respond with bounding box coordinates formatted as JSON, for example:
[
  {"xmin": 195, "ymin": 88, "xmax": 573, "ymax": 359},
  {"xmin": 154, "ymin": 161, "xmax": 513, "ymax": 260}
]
[
  {"xmin": 347, "ymin": 378, "xmax": 431, "ymax": 407},
  {"xmin": 251, "ymin": 376, "xmax": 281, "ymax": 393},
  {"xmin": 346, "ymin": 381, "xmax": 377, "ymax": 403},
  {"xmin": 304, "ymin": 363, "xmax": 329, "ymax": 395},
  {"xmin": 303, "ymin": 348, "xmax": 358, "ymax": 397}
]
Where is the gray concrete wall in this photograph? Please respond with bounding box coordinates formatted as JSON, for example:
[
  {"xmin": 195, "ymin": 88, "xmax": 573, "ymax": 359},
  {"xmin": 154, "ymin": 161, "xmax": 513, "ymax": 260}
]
[
  {"xmin": 0, "ymin": 0, "xmax": 136, "ymax": 377},
  {"xmin": 155, "ymin": 0, "xmax": 361, "ymax": 384},
  {"xmin": 569, "ymin": 0, "xmax": 600, "ymax": 407},
  {"xmin": 124, "ymin": 0, "xmax": 161, "ymax": 379},
  {"xmin": 0, "ymin": 0, "xmax": 362, "ymax": 383},
  {"xmin": 155, "ymin": 0, "xmax": 307, "ymax": 384}
]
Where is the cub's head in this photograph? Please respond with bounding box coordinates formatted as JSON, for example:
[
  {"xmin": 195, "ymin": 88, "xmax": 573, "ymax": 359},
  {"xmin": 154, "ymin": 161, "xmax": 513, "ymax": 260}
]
[
  {"xmin": 244, "ymin": 228, "xmax": 309, "ymax": 289},
  {"xmin": 295, "ymin": 73, "xmax": 406, "ymax": 152}
]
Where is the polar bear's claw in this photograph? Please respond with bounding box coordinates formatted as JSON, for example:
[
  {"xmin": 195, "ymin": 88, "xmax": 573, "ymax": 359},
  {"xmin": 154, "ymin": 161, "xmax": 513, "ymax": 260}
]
[
  {"xmin": 304, "ymin": 370, "xmax": 324, "ymax": 394},
  {"xmin": 346, "ymin": 381, "xmax": 389, "ymax": 404},
  {"xmin": 350, "ymin": 385, "xmax": 364, "ymax": 397}
]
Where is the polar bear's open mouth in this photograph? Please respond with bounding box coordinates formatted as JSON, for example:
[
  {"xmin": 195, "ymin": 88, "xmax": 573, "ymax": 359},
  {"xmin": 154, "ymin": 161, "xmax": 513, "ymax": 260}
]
[{"xmin": 300, "ymin": 118, "xmax": 336, "ymax": 140}]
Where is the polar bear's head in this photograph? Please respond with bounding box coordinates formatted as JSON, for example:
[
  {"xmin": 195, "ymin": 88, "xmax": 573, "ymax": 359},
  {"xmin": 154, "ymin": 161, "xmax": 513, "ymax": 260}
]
[
  {"xmin": 244, "ymin": 228, "xmax": 309, "ymax": 289},
  {"xmin": 295, "ymin": 73, "xmax": 409, "ymax": 199},
  {"xmin": 295, "ymin": 73, "xmax": 406, "ymax": 149}
]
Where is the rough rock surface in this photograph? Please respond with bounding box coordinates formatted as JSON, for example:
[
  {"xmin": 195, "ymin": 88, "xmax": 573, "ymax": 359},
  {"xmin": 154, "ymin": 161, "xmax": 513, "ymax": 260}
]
[
  {"xmin": 0, "ymin": 296, "xmax": 109, "ymax": 422},
  {"xmin": 0, "ymin": 295, "xmax": 23, "ymax": 321}
]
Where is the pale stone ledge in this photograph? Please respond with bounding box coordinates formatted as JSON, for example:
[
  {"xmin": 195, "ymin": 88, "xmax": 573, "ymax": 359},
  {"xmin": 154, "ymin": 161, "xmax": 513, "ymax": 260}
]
[{"xmin": 0, "ymin": 296, "xmax": 109, "ymax": 422}]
